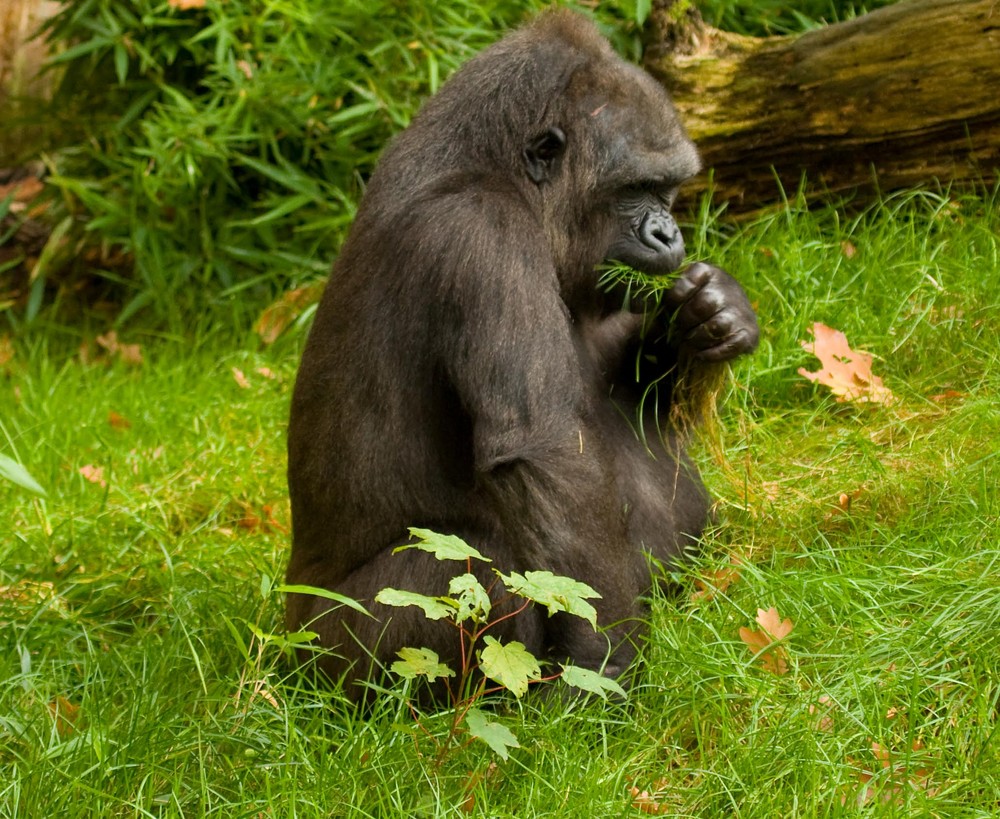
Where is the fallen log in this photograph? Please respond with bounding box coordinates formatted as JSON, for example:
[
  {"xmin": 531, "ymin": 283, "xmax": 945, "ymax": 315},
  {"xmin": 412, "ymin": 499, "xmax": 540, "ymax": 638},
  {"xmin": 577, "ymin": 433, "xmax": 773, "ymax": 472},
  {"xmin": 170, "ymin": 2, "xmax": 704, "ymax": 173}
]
[{"xmin": 644, "ymin": 0, "xmax": 1000, "ymax": 211}]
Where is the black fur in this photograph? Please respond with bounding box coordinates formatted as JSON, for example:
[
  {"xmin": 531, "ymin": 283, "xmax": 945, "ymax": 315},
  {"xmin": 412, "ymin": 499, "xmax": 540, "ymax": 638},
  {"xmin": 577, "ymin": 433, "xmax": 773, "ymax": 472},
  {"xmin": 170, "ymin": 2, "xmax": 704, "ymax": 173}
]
[{"xmin": 285, "ymin": 10, "xmax": 758, "ymax": 697}]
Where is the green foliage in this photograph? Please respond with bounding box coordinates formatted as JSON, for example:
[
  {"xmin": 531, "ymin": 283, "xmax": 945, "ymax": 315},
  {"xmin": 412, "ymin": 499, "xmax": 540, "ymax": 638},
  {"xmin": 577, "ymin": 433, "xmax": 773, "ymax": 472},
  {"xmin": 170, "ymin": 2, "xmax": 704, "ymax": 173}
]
[
  {"xmin": 478, "ymin": 636, "xmax": 541, "ymax": 697},
  {"xmin": 499, "ymin": 570, "xmax": 599, "ymax": 627},
  {"xmin": 0, "ymin": 452, "xmax": 48, "ymax": 497},
  {"xmin": 274, "ymin": 583, "xmax": 373, "ymax": 618},
  {"xmin": 559, "ymin": 663, "xmax": 627, "ymax": 699},
  {"xmin": 374, "ymin": 587, "xmax": 455, "ymax": 621},
  {"xmin": 33, "ymin": 0, "xmax": 644, "ymax": 321},
  {"xmin": 464, "ymin": 707, "xmax": 520, "ymax": 760},
  {"xmin": 699, "ymin": 0, "xmax": 900, "ymax": 35},
  {"xmin": 448, "ymin": 572, "xmax": 492, "ymax": 623},
  {"xmin": 372, "ymin": 529, "xmax": 619, "ymax": 760},
  {"xmin": 390, "ymin": 647, "xmax": 456, "ymax": 682},
  {"xmin": 398, "ymin": 526, "xmax": 491, "ymax": 563}
]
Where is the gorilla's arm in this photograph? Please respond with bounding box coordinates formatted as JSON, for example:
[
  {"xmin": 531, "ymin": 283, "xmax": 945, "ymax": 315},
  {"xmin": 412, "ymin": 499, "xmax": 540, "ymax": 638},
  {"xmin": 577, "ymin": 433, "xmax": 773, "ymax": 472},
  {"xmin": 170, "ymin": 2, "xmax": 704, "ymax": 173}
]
[{"xmin": 433, "ymin": 197, "xmax": 643, "ymax": 674}]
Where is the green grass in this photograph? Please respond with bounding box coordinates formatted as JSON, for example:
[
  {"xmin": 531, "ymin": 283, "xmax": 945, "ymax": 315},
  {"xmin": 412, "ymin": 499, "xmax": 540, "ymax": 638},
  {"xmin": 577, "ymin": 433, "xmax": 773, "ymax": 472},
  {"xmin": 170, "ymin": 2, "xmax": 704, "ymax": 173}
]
[{"xmin": 2, "ymin": 189, "xmax": 999, "ymax": 816}]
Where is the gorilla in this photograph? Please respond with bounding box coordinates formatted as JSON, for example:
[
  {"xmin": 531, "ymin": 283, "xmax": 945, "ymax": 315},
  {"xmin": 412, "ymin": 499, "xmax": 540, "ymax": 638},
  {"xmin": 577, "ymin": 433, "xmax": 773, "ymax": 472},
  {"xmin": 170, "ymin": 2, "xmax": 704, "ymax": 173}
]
[{"xmin": 285, "ymin": 9, "xmax": 758, "ymax": 697}]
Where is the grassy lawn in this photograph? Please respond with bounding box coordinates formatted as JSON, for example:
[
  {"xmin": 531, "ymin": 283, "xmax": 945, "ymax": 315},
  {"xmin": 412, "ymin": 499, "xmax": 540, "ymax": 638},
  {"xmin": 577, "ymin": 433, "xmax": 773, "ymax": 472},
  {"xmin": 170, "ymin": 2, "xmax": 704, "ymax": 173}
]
[{"xmin": 1, "ymin": 190, "xmax": 998, "ymax": 816}]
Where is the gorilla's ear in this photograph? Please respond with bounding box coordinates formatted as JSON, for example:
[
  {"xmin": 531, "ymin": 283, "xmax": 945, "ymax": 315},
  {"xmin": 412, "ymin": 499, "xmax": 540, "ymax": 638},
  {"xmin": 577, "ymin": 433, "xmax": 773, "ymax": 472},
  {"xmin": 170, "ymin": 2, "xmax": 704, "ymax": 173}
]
[{"xmin": 524, "ymin": 127, "xmax": 566, "ymax": 184}]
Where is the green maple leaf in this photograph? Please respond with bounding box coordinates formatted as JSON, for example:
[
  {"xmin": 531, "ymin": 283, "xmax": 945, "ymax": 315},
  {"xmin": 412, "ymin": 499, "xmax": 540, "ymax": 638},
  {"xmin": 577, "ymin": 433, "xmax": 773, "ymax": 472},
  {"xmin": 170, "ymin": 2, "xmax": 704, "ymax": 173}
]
[
  {"xmin": 447, "ymin": 572, "xmax": 492, "ymax": 624},
  {"xmin": 390, "ymin": 647, "xmax": 455, "ymax": 681},
  {"xmin": 478, "ymin": 636, "xmax": 541, "ymax": 698},
  {"xmin": 499, "ymin": 570, "xmax": 600, "ymax": 628},
  {"xmin": 396, "ymin": 528, "xmax": 490, "ymax": 563},
  {"xmin": 559, "ymin": 664, "xmax": 627, "ymax": 700},
  {"xmin": 374, "ymin": 588, "xmax": 455, "ymax": 620},
  {"xmin": 464, "ymin": 707, "xmax": 519, "ymax": 760}
]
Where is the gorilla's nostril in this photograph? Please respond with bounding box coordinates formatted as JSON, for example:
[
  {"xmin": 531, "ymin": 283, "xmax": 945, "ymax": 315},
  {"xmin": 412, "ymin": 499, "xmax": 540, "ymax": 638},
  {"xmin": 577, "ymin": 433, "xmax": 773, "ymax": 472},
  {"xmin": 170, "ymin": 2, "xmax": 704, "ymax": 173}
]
[{"xmin": 651, "ymin": 227, "xmax": 673, "ymax": 247}]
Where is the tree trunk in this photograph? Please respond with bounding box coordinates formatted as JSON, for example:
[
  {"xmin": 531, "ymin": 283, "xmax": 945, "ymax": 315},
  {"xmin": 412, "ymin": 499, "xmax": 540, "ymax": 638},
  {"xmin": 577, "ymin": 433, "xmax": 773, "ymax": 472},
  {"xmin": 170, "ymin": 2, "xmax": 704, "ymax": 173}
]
[
  {"xmin": 0, "ymin": 0, "xmax": 60, "ymax": 164},
  {"xmin": 644, "ymin": 0, "xmax": 1000, "ymax": 211}
]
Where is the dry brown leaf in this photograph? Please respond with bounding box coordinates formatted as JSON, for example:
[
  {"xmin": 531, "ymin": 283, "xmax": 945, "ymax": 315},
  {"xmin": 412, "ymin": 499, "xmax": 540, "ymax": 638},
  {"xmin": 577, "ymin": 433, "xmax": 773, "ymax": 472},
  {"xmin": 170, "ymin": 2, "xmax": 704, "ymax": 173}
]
[
  {"xmin": 0, "ymin": 580, "xmax": 56, "ymax": 604},
  {"xmin": 739, "ymin": 606, "xmax": 793, "ymax": 676},
  {"xmin": 809, "ymin": 695, "xmax": 836, "ymax": 732},
  {"xmin": 629, "ymin": 786, "xmax": 669, "ymax": 815},
  {"xmin": 798, "ymin": 322, "xmax": 895, "ymax": 405},
  {"xmin": 108, "ymin": 410, "xmax": 131, "ymax": 430},
  {"xmin": 929, "ymin": 389, "xmax": 964, "ymax": 403},
  {"xmin": 841, "ymin": 240, "xmax": 858, "ymax": 259},
  {"xmin": 254, "ymin": 283, "xmax": 324, "ymax": 345},
  {"xmin": 841, "ymin": 740, "xmax": 936, "ymax": 807},
  {"xmin": 83, "ymin": 331, "xmax": 143, "ymax": 367},
  {"xmin": 48, "ymin": 696, "xmax": 81, "ymax": 738},
  {"xmin": 690, "ymin": 555, "xmax": 742, "ymax": 602},
  {"xmin": 460, "ymin": 762, "xmax": 499, "ymax": 814},
  {"xmin": 231, "ymin": 367, "xmax": 251, "ymax": 389},
  {"xmin": 0, "ymin": 334, "xmax": 13, "ymax": 368},
  {"xmin": 757, "ymin": 606, "xmax": 793, "ymax": 640},
  {"xmin": 235, "ymin": 502, "xmax": 288, "ymax": 534},
  {"xmin": 168, "ymin": 0, "xmax": 206, "ymax": 8},
  {"xmin": 0, "ymin": 176, "xmax": 44, "ymax": 206},
  {"xmin": 255, "ymin": 366, "xmax": 276, "ymax": 380},
  {"xmin": 79, "ymin": 465, "xmax": 107, "ymax": 488}
]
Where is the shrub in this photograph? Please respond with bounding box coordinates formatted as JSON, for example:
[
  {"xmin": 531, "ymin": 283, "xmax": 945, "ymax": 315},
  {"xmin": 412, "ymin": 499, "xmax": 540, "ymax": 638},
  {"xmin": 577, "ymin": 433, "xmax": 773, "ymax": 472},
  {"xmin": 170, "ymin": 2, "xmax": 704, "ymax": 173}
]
[
  {"xmin": 41, "ymin": 1, "xmax": 530, "ymax": 315},
  {"xmin": 39, "ymin": 0, "xmax": 645, "ymax": 319}
]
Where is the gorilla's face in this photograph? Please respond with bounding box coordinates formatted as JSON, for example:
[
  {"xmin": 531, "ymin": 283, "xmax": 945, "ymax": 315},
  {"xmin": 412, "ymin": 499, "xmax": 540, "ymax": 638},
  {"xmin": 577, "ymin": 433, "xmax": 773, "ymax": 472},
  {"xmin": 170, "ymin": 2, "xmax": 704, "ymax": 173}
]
[
  {"xmin": 599, "ymin": 76, "xmax": 701, "ymax": 276},
  {"xmin": 534, "ymin": 61, "xmax": 702, "ymax": 279},
  {"xmin": 606, "ymin": 181, "xmax": 689, "ymax": 276}
]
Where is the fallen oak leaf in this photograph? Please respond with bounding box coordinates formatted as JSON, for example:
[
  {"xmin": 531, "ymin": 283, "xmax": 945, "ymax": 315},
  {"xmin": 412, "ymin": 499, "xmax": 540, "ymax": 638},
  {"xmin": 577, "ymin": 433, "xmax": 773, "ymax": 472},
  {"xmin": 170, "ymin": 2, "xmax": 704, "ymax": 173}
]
[
  {"xmin": 0, "ymin": 334, "xmax": 13, "ymax": 368},
  {"xmin": 96, "ymin": 331, "xmax": 143, "ymax": 366},
  {"xmin": 841, "ymin": 739, "xmax": 936, "ymax": 807},
  {"xmin": 690, "ymin": 555, "xmax": 742, "ymax": 602},
  {"xmin": 929, "ymin": 389, "xmax": 964, "ymax": 403},
  {"xmin": 254, "ymin": 283, "xmax": 324, "ymax": 345},
  {"xmin": 798, "ymin": 322, "xmax": 894, "ymax": 405},
  {"xmin": 629, "ymin": 786, "xmax": 669, "ymax": 815},
  {"xmin": 81, "ymin": 331, "xmax": 143, "ymax": 367},
  {"xmin": 232, "ymin": 367, "xmax": 251, "ymax": 389},
  {"xmin": 47, "ymin": 696, "xmax": 81, "ymax": 738},
  {"xmin": 0, "ymin": 176, "xmax": 45, "ymax": 203},
  {"xmin": 108, "ymin": 411, "xmax": 131, "ymax": 430},
  {"xmin": 756, "ymin": 606, "xmax": 793, "ymax": 641},
  {"xmin": 79, "ymin": 465, "xmax": 107, "ymax": 488},
  {"xmin": 739, "ymin": 606, "xmax": 793, "ymax": 675}
]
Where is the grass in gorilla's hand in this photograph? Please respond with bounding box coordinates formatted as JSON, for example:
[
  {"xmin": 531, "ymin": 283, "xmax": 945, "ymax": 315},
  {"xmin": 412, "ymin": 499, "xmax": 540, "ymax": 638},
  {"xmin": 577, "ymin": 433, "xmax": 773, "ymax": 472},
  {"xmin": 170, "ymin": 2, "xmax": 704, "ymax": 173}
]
[{"xmin": 601, "ymin": 260, "xmax": 729, "ymax": 451}]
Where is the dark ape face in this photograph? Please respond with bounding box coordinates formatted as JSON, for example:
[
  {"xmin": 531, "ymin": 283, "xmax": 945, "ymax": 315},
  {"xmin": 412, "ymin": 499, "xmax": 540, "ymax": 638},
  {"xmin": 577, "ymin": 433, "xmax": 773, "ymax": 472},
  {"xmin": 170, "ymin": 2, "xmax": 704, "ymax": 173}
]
[
  {"xmin": 590, "ymin": 72, "xmax": 701, "ymax": 277},
  {"xmin": 605, "ymin": 179, "xmax": 689, "ymax": 276},
  {"xmin": 521, "ymin": 56, "xmax": 700, "ymax": 280}
]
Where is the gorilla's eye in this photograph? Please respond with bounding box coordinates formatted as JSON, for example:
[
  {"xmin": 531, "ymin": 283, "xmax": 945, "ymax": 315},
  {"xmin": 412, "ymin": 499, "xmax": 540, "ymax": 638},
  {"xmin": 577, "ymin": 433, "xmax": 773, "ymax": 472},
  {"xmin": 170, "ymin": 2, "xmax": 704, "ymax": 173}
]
[{"xmin": 624, "ymin": 180, "xmax": 666, "ymax": 197}]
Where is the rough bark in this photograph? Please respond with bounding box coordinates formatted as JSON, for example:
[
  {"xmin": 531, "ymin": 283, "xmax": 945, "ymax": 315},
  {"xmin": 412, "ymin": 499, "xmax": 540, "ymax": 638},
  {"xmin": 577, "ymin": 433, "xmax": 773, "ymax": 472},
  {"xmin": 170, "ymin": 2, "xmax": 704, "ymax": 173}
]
[
  {"xmin": 645, "ymin": 0, "xmax": 1000, "ymax": 211},
  {"xmin": 0, "ymin": 0, "xmax": 60, "ymax": 163}
]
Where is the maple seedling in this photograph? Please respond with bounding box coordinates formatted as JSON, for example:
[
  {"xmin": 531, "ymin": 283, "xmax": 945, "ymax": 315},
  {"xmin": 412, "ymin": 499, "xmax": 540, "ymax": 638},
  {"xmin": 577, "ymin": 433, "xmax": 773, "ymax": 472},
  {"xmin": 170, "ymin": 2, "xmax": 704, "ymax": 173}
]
[{"xmin": 373, "ymin": 528, "xmax": 627, "ymax": 761}]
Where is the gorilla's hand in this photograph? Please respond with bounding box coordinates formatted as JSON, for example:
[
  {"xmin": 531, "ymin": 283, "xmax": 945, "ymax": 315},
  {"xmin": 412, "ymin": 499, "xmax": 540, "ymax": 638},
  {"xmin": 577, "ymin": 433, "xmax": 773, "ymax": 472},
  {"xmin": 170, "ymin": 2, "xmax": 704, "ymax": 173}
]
[{"xmin": 663, "ymin": 262, "xmax": 759, "ymax": 362}]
